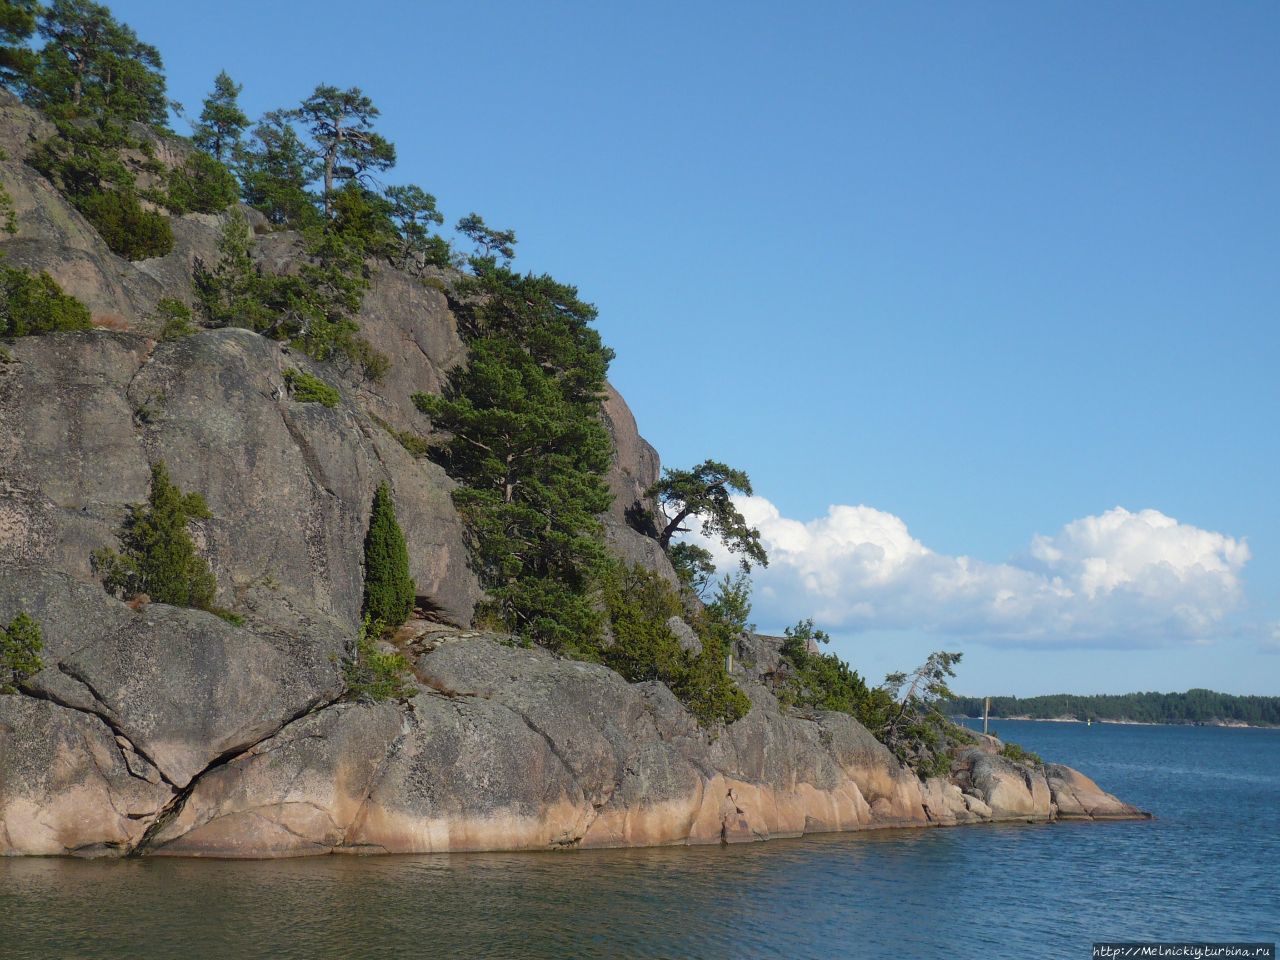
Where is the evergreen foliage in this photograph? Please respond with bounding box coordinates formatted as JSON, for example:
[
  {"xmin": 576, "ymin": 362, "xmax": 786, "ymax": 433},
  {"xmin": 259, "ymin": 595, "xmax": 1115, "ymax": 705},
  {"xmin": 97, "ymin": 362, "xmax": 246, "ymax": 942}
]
[
  {"xmin": 775, "ymin": 618, "xmax": 891, "ymax": 728},
  {"xmin": 0, "ymin": 611, "xmax": 43, "ymax": 693},
  {"xmin": 0, "ymin": 263, "xmax": 92, "ymax": 334},
  {"xmin": 648, "ymin": 460, "xmax": 768, "ymax": 571},
  {"xmin": 92, "ymin": 461, "xmax": 220, "ymax": 612},
  {"xmin": 414, "ymin": 263, "xmax": 614, "ymax": 648},
  {"xmin": 295, "ymin": 84, "xmax": 395, "ymax": 219},
  {"xmin": 385, "ymin": 184, "xmax": 451, "ymax": 272},
  {"xmin": 361, "ymin": 483, "xmax": 415, "ymax": 630},
  {"xmin": 668, "ymin": 541, "xmax": 716, "ymax": 598},
  {"xmin": 0, "ymin": 173, "xmax": 16, "ymax": 235},
  {"xmin": 880, "ymin": 651, "xmax": 966, "ymax": 778},
  {"xmin": 237, "ymin": 109, "xmax": 322, "ymax": 229},
  {"xmin": 30, "ymin": 0, "xmax": 167, "ymax": 125},
  {"xmin": 29, "ymin": 117, "xmax": 175, "ymax": 260},
  {"xmin": 195, "ymin": 211, "xmax": 386, "ymax": 377},
  {"xmin": 164, "ymin": 150, "xmax": 238, "ymax": 215},
  {"xmin": 75, "ymin": 184, "xmax": 171, "ymax": 258},
  {"xmin": 344, "ymin": 615, "xmax": 414, "ymax": 702},
  {"xmin": 946, "ymin": 690, "xmax": 1280, "ymax": 727},
  {"xmin": 0, "ymin": 0, "xmax": 37, "ymax": 92},
  {"xmin": 195, "ymin": 210, "xmax": 267, "ymax": 324},
  {"xmin": 999, "ymin": 741, "xmax": 1043, "ymax": 765},
  {"xmin": 283, "ymin": 367, "xmax": 339, "ymax": 407},
  {"xmin": 153, "ymin": 296, "xmax": 193, "ymax": 339},
  {"xmin": 599, "ymin": 564, "xmax": 750, "ymax": 726},
  {"xmin": 455, "ymin": 212, "xmax": 516, "ymax": 264},
  {"xmin": 192, "ymin": 70, "xmax": 248, "ymax": 163}
]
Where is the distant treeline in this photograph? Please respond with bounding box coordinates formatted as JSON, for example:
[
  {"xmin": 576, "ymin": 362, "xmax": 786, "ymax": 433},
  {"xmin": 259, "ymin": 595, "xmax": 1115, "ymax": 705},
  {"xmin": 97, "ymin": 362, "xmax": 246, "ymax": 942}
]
[{"xmin": 946, "ymin": 689, "xmax": 1280, "ymax": 727}]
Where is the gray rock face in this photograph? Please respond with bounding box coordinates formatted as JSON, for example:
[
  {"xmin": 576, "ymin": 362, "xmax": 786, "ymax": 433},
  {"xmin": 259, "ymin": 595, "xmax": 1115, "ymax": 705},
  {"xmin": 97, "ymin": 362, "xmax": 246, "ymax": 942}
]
[
  {"xmin": 599, "ymin": 382, "xmax": 680, "ymax": 585},
  {"xmin": 0, "ymin": 329, "xmax": 477, "ymax": 628},
  {"xmin": 348, "ymin": 267, "xmax": 466, "ymax": 435},
  {"xmin": 10, "ymin": 569, "xmax": 344, "ymax": 789},
  {"xmin": 120, "ymin": 636, "xmax": 944, "ymax": 857},
  {"xmin": 0, "ymin": 91, "xmax": 1144, "ymax": 859},
  {"xmin": 0, "ymin": 694, "xmax": 173, "ymax": 856},
  {"xmin": 601, "ymin": 382, "xmax": 662, "ymax": 527}
]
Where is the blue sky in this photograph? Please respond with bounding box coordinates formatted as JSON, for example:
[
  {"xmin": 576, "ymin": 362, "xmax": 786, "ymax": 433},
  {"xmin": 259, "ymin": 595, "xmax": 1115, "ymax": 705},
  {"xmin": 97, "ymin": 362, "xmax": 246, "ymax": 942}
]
[{"xmin": 109, "ymin": 0, "xmax": 1278, "ymax": 696}]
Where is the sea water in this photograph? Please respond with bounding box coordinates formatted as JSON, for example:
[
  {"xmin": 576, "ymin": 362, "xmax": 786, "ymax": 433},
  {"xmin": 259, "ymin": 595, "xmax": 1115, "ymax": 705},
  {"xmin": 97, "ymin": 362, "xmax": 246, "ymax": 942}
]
[{"xmin": 1, "ymin": 719, "xmax": 1276, "ymax": 958}]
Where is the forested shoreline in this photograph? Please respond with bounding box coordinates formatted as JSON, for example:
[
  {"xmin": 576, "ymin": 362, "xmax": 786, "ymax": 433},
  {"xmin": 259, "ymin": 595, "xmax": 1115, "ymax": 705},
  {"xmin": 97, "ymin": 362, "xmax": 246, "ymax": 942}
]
[{"xmin": 946, "ymin": 690, "xmax": 1280, "ymax": 727}]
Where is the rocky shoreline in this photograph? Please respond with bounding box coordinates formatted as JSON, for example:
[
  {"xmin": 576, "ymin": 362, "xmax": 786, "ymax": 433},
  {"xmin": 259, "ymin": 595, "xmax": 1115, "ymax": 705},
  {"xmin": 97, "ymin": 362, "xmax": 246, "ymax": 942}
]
[{"xmin": 0, "ymin": 612, "xmax": 1148, "ymax": 859}]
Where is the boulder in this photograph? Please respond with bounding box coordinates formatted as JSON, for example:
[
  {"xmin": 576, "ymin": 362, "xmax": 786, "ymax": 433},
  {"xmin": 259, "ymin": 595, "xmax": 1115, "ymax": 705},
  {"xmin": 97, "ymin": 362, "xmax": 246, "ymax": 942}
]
[
  {"xmin": 0, "ymin": 695, "xmax": 172, "ymax": 856},
  {"xmin": 4, "ymin": 568, "xmax": 345, "ymax": 790},
  {"xmin": 144, "ymin": 702, "xmax": 405, "ymax": 857},
  {"xmin": 666, "ymin": 615, "xmax": 703, "ymax": 655},
  {"xmin": 952, "ymin": 748, "xmax": 1053, "ymax": 821},
  {"xmin": 1045, "ymin": 764, "xmax": 1148, "ymax": 820},
  {"xmin": 921, "ymin": 777, "xmax": 983, "ymax": 824}
]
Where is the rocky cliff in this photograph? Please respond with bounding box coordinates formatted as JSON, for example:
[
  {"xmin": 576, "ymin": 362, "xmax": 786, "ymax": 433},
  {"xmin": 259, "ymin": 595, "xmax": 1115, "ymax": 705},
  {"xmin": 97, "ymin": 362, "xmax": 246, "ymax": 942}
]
[{"xmin": 0, "ymin": 93, "xmax": 1145, "ymax": 857}]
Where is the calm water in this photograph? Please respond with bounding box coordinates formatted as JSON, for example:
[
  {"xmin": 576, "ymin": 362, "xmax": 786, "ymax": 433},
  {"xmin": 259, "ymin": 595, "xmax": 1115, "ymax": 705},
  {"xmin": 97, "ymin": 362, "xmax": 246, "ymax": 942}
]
[{"xmin": 1, "ymin": 720, "xmax": 1276, "ymax": 959}]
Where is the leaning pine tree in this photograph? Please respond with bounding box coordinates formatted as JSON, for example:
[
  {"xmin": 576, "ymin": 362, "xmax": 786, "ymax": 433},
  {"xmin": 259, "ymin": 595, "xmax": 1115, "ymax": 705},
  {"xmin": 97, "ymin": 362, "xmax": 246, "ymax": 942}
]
[{"xmin": 361, "ymin": 482, "xmax": 414, "ymax": 630}]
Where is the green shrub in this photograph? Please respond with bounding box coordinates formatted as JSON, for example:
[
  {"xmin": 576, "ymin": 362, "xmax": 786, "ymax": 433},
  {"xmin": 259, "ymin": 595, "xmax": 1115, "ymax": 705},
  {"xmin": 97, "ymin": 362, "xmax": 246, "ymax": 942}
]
[
  {"xmin": 361, "ymin": 483, "xmax": 415, "ymax": 630},
  {"xmin": 1000, "ymin": 741, "xmax": 1043, "ymax": 765},
  {"xmin": 164, "ymin": 152, "xmax": 238, "ymax": 215},
  {"xmin": 599, "ymin": 562, "xmax": 750, "ymax": 728},
  {"xmin": 0, "ymin": 265, "xmax": 92, "ymax": 336},
  {"xmin": 344, "ymin": 616, "xmax": 415, "ymax": 702},
  {"xmin": 76, "ymin": 189, "xmax": 173, "ymax": 260},
  {"xmin": 368, "ymin": 413, "xmax": 431, "ymax": 457},
  {"xmin": 196, "ymin": 214, "xmax": 388, "ymax": 379},
  {"xmin": 0, "ymin": 179, "xmax": 16, "ymax": 235},
  {"xmin": 283, "ymin": 368, "xmax": 340, "ymax": 407},
  {"xmin": 775, "ymin": 618, "xmax": 892, "ymax": 731},
  {"xmin": 92, "ymin": 461, "xmax": 220, "ymax": 612},
  {"xmin": 0, "ymin": 612, "xmax": 44, "ymax": 694},
  {"xmin": 599, "ymin": 562, "xmax": 686, "ymax": 678},
  {"xmin": 154, "ymin": 297, "xmax": 195, "ymax": 339}
]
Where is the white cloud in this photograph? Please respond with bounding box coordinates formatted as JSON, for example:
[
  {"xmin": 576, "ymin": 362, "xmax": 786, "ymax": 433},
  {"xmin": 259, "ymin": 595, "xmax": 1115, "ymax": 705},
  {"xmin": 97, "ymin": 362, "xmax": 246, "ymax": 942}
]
[{"xmin": 686, "ymin": 499, "xmax": 1249, "ymax": 648}]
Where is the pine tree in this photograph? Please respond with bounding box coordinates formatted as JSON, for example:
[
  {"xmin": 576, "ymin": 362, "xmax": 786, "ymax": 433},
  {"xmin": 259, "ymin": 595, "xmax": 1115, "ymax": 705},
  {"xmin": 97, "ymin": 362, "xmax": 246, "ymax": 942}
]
[
  {"xmin": 93, "ymin": 461, "xmax": 219, "ymax": 610},
  {"xmin": 192, "ymin": 70, "xmax": 248, "ymax": 163},
  {"xmin": 455, "ymin": 212, "xmax": 516, "ymax": 264},
  {"xmin": 0, "ymin": 0, "xmax": 38, "ymax": 92},
  {"xmin": 384, "ymin": 184, "xmax": 449, "ymax": 272},
  {"xmin": 361, "ymin": 483, "xmax": 414, "ymax": 629},
  {"xmin": 238, "ymin": 110, "xmax": 321, "ymax": 229},
  {"xmin": 0, "ymin": 612, "xmax": 43, "ymax": 694},
  {"xmin": 413, "ymin": 265, "xmax": 614, "ymax": 648},
  {"xmin": 295, "ymin": 84, "xmax": 396, "ymax": 219},
  {"xmin": 31, "ymin": 0, "xmax": 167, "ymax": 125},
  {"xmin": 649, "ymin": 460, "xmax": 767, "ymax": 570}
]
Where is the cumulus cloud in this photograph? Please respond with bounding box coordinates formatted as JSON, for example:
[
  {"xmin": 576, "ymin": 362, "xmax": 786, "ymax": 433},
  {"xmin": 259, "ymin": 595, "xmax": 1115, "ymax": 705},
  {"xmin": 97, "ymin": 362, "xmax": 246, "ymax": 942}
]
[{"xmin": 685, "ymin": 499, "xmax": 1249, "ymax": 647}]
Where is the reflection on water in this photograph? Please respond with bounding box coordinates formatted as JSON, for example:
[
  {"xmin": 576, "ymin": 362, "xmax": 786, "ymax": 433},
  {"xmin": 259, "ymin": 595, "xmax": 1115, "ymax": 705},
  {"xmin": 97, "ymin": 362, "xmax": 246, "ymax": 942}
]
[{"xmin": 1, "ymin": 721, "xmax": 1276, "ymax": 959}]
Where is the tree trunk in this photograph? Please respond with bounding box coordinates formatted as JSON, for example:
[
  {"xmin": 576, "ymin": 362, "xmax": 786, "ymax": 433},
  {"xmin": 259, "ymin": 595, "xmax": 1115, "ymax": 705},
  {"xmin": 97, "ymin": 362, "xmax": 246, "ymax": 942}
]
[{"xmin": 657, "ymin": 506, "xmax": 695, "ymax": 550}]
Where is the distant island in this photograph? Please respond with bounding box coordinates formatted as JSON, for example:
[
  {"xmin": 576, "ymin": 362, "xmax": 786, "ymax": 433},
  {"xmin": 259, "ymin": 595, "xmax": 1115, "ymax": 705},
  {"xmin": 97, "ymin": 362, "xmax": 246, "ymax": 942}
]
[{"xmin": 946, "ymin": 690, "xmax": 1280, "ymax": 727}]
